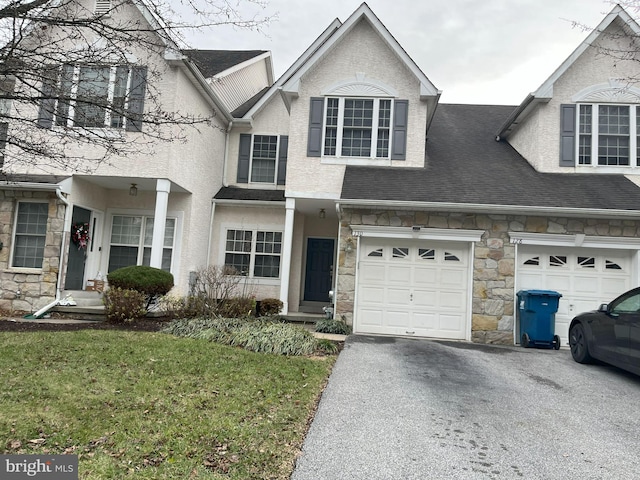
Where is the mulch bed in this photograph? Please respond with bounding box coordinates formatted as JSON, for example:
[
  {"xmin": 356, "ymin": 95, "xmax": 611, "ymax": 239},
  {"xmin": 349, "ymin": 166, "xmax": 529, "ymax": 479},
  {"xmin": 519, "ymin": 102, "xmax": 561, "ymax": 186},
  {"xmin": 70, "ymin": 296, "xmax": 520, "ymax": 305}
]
[{"xmin": 0, "ymin": 311, "xmax": 171, "ymax": 333}]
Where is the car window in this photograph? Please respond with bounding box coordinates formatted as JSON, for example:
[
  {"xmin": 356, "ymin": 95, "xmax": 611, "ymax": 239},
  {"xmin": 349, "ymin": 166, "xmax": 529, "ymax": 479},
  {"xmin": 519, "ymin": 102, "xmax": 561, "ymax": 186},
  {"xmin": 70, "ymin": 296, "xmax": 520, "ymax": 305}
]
[{"xmin": 611, "ymin": 292, "xmax": 640, "ymax": 313}]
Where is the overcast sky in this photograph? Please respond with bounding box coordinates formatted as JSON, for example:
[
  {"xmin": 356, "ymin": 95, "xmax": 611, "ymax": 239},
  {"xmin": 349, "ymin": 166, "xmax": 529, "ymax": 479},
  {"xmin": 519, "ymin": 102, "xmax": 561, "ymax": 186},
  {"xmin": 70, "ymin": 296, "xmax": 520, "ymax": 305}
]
[{"xmin": 187, "ymin": 0, "xmax": 627, "ymax": 105}]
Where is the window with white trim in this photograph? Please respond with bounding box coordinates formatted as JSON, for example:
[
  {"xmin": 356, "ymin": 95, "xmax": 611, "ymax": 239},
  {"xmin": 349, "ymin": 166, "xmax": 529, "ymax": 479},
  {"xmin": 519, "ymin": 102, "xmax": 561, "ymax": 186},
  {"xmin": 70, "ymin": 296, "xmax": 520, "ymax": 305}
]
[
  {"xmin": 108, "ymin": 215, "xmax": 175, "ymax": 273},
  {"xmin": 52, "ymin": 65, "xmax": 134, "ymax": 128},
  {"xmin": 12, "ymin": 202, "xmax": 48, "ymax": 268},
  {"xmin": 578, "ymin": 104, "xmax": 640, "ymax": 166},
  {"xmin": 324, "ymin": 97, "xmax": 393, "ymax": 158},
  {"xmin": 224, "ymin": 229, "xmax": 282, "ymax": 278},
  {"xmin": 251, "ymin": 135, "xmax": 279, "ymax": 183}
]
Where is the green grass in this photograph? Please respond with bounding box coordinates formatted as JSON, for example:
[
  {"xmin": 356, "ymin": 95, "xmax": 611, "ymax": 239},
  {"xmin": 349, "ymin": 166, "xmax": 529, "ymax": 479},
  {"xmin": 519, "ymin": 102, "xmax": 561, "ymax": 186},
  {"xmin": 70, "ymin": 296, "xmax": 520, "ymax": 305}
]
[{"xmin": 0, "ymin": 330, "xmax": 335, "ymax": 479}]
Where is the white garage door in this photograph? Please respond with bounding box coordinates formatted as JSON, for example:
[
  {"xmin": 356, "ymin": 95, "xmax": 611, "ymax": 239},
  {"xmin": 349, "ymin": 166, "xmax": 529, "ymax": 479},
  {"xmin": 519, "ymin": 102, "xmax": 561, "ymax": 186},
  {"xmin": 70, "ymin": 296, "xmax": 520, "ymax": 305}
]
[
  {"xmin": 355, "ymin": 238, "xmax": 470, "ymax": 339},
  {"xmin": 517, "ymin": 246, "xmax": 632, "ymax": 346}
]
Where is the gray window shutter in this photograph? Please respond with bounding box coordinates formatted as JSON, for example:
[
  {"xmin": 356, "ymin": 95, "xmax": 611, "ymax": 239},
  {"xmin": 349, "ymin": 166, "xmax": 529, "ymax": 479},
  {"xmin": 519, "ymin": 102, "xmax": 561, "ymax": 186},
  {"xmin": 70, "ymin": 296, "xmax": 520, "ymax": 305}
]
[
  {"xmin": 237, "ymin": 134, "xmax": 251, "ymax": 183},
  {"xmin": 560, "ymin": 104, "xmax": 576, "ymax": 167},
  {"xmin": 391, "ymin": 99, "xmax": 408, "ymax": 160},
  {"xmin": 0, "ymin": 122, "xmax": 7, "ymax": 168},
  {"xmin": 126, "ymin": 66, "xmax": 147, "ymax": 132},
  {"xmin": 37, "ymin": 69, "xmax": 57, "ymax": 129},
  {"xmin": 308, "ymin": 97, "xmax": 324, "ymax": 157},
  {"xmin": 277, "ymin": 135, "xmax": 288, "ymax": 185}
]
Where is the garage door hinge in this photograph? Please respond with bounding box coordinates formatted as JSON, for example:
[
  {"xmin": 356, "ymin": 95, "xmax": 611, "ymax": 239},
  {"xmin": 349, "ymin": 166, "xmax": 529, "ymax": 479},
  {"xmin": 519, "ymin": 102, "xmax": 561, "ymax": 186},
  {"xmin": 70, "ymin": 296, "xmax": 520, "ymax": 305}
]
[{"xmin": 406, "ymin": 331, "xmax": 415, "ymax": 335}]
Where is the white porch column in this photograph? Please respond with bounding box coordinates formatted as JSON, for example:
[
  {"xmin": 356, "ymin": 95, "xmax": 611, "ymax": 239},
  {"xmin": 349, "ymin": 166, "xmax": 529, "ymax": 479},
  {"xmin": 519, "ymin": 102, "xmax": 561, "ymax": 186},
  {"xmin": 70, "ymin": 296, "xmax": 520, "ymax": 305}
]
[
  {"xmin": 279, "ymin": 198, "xmax": 295, "ymax": 314},
  {"xmin": 150, "ymin": 179, "xmax": 171, "ymax": 269}
]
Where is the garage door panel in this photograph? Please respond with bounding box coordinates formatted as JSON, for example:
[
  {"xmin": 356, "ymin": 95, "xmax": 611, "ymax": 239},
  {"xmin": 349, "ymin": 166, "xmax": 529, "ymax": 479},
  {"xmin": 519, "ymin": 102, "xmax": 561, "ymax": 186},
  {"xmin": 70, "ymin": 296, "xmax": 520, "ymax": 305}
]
[
  {"xmin": 387, "ymin": 310, "xmax": 410, "ymax": 327},
  {"xmin": 388, "ymin": 265, "xmax": 412, "ymax": 283},
  {"xmin": 573, "ymin": 275, "xmax": 601, "ymax": 294},
  {"xmin": 439, "ymin": 268, "xmax": 466, "ymax": 286},
  {"xmin": 387, "ymin": 288, "xmax": 411, "ymax": 305},
  {"xmin": 359, "ymin": 263, "xmax": 386, "ymax": 282},
  {"xmin": 439, "ymin": 291, "xmax": 467, "ymax": 310},
  {"xmin": 359, "ymin": 286, "xmax": 386, "ymax": 304},
  {"xmin": 438, "ymin": 314, "xmax": 465, "ymax": 332},
  {"xmin": 359, "ymin": 309, "xmax": 384, "ymax": 327},
  {"xmin": 411, "ymin": 289, "xmax": 437, "ymax": 308},
  {"xmin": 411, "ymin": 312, "xmax": 439, "ymax": 331}
]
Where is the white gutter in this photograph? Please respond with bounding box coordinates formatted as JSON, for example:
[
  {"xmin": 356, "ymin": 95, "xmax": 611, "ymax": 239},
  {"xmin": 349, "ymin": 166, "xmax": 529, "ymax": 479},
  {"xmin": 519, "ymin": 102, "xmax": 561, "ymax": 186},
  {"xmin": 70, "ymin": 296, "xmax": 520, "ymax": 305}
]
[
  {"xmin": 337, "ymin": 199, "xmax": 640, "ymax": 219},
  {"xmin": 212, "ymin": 199, "xmax": 285, "ymax": 208},
  {"xmin": 0, "ymin": 182, "xmax": 60, "ymax": 191}
]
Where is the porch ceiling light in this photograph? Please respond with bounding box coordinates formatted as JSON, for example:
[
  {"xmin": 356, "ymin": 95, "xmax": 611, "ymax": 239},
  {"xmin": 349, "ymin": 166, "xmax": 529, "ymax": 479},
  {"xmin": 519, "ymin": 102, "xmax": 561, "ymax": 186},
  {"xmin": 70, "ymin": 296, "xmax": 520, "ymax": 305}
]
[
  {"xmin": 129, "ymin": 183, "xmax": 138, "ymax": 196},
  {"xmin": 319, "ymin": 208, "xmax": 326, "ymax": 219}
]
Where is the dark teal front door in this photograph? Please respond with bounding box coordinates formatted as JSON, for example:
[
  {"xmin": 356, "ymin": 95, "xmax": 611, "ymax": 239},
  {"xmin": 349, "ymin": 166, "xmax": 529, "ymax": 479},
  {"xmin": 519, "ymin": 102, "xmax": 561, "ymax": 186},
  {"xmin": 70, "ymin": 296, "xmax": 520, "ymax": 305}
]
[
  {"xmin": 304, "ymin": 238, "xmax": 334, "ymax": 302},
  {"xmin": 66, "ymin": 206, "xmax": 91, "ymax": 290}
]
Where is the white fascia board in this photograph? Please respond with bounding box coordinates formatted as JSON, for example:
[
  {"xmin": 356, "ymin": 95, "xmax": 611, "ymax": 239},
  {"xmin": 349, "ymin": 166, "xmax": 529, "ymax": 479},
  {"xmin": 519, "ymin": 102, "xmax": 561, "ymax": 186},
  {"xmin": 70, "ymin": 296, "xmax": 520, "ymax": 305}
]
[
  {"xmin": 244, "ymin": 20, "xmax": 342, "ymax": 120},
  {"xmin": 0, "ymin": 182, "xmax": 60, "ymax": 191},
  {"xmin": 338, "ymin": 199, "xmax": 640, "ymax": 219},
  {"xmin": 131, "ymin": 0, "xmax": 182, "ymax": 55},
  {"xmin": 500, "ymin": 5, "xmax": 639, "ymax": 139},
  {"xmin": 280, "ymin": 4, "xmax": 439, "ymax": 99},
  {"xmin": 532, "ymin": 5, "xmax": 639, "ymax": 99},
  {"xmin": 510, "ymin": 231, "xmax": 640, "ymax": 250},
  {"xmin": 350, "ymin": 225, "xmax": 484, "ymax": 242}
]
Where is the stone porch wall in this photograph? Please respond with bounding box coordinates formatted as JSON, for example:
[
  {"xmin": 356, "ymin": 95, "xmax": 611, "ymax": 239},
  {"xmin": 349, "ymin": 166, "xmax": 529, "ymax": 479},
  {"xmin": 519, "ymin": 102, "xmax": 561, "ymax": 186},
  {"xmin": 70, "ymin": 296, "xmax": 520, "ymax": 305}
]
[
  {"xmin": 337, "ymin": 208, "xmax": 640, "ymax": 345},
  {"xmin": 0, "ymin": 190, "xmax": 65, "ymax": 313}
]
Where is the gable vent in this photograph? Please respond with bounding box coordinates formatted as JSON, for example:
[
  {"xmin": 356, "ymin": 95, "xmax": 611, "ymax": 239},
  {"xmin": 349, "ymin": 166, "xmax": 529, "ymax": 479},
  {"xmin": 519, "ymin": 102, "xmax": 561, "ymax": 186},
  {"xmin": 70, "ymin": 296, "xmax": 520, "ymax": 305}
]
[{"xmin": 95, "ymin": 0, "xmax": 112, "ymax": 16}]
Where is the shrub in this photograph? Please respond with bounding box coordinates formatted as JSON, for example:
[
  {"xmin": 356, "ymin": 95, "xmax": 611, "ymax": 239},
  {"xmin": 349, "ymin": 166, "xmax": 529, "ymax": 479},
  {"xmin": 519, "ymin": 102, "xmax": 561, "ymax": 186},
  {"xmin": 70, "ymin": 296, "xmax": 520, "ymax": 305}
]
[
  {"xmin": 103, "ymin": 287, "xmax": 146, "ymax": 323},
  {"xmin": 159, "ymin": 295, "xmax": 207, "ymax": 320},
  {"xmin": 107, "ymin": 266, "xmax": 174, "ymax": 310},
  {"xmin": 259, "ymin": 298, "xmax": 283, "ymax": 316},
  {"xmin": 315, "ymin": 318, "xmax": 352, "ymax": 335},
  {"xmin": 315, "ymin": 338, "xmax": 339, "ymax": 354},
  {"xmin": 219, "ymin": 296, "xmax": 256, "ymax": 318}
]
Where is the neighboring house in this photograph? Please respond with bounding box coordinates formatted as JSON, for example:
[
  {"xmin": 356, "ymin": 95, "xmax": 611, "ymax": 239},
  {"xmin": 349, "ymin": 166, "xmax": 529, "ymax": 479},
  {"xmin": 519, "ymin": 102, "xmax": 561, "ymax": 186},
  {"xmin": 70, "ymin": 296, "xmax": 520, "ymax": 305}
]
[
  {"xmin": 3, "ymin": 1, "xmax": 640, "ymax": 347},
  {"xmin": 0, "ymin": 0, "xmax": 271, "ymax": 314}
]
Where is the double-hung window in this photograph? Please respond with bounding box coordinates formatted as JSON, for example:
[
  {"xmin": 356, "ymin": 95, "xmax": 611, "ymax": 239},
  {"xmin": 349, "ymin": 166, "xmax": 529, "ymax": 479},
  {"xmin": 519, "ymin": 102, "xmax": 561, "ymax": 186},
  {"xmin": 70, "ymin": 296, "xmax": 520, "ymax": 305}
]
[
  {"xmin": 324, "ymin": 97, "xmax": 392, "ymax": 158},
  {"xmin": 577, "ymin": 104, "xmax": 640, "ymax": 166},
  {"xmin": 38, "ymin": 65, "xmax": 146, "ymax": 131},
  {"xmin": 237, "ymin": 134, "xmax": 288, "ymax": 185},
  {"xmin": 224, "ymin": 229, "xmax": 282, "ymax": 278},
  {"xmin": 108, "ymin": 215, "xmax": 175, "ymax": 273},
  {"xmin": 12, "ymin": 202, "xmax": 48, "ymax": 269}
]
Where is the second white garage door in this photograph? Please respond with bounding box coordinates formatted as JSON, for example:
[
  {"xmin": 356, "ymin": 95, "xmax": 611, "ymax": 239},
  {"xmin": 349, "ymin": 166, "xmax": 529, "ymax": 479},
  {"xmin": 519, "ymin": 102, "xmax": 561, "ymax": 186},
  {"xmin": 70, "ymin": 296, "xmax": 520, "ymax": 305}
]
[
  {"xmin": 355, "ymin": 238, "xmax": 470, "ymax": 339},
  {"xmin": 517, "ymin": 245, "xmax": 632, "ymax": 346}
]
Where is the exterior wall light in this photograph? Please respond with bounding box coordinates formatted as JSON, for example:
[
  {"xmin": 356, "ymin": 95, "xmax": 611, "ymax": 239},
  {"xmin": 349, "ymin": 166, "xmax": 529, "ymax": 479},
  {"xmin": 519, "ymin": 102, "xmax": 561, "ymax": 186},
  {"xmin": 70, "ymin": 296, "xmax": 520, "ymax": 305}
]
[{"xmin": 129, "ymin": 183, "xmax": 138, "ymax": 196}]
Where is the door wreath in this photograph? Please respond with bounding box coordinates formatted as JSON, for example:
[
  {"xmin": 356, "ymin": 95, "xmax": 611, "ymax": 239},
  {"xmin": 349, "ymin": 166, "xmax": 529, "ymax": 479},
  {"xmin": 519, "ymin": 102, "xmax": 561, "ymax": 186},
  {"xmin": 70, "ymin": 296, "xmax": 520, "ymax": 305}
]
[{"xmin": 71, "ymin": 222, "xmax": 91, "ymax": 250}]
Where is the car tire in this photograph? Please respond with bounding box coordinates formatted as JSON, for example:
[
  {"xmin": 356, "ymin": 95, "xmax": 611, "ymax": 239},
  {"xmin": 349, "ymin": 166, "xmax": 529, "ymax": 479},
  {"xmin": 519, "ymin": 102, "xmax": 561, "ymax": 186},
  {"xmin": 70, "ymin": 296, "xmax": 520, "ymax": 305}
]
[{"xmin": 569, "ymin": 323, "xmax": 593, "ymax": 364}]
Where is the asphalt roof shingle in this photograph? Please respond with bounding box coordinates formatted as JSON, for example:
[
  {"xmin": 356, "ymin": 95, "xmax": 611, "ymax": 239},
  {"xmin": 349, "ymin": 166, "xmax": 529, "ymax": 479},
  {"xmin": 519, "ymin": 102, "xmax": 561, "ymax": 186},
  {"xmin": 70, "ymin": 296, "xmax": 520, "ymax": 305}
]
[
  {"xmin": 341, "ymin": 104, "xmax": 640, "ymax": 212},
  {"xmin": 214, "ymin": 186, "xmax": 285, "ymax": 202},
  {"xmin": 183, "ymin": 50, "xmax": 267, "ymax": 78}
]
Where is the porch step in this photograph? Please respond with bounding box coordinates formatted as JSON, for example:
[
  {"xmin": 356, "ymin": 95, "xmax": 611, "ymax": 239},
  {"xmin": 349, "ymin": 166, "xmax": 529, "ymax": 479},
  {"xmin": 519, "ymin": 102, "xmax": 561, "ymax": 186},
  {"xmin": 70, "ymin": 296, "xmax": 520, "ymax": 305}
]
[
  {"xmin": 60, "ymin": 290, "xmax": 104, "ymax": 307},
  {"xmin": 51, "ymin": 305, "xmax": 106, "ymax": 321},
  {"xmin": 282, "ymin": 312, "xmax": 324, "ymax": 324},
  {"xmin": 298, "ymin": 301, "xmax": 326, "ymax": 315}
]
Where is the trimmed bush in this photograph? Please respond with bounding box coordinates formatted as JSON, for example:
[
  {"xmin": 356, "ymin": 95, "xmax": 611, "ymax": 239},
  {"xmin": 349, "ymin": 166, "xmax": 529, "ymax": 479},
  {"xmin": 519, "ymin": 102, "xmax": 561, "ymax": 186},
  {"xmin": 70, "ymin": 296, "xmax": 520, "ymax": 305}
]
[
  {"xmin": 107, "ymin": 265, "xmax": 174, "ymax": 297},
  {"xmin": 219, "ymin": 296, "xmax": 256, "ymax": 318},
  {"xmin": 259, "ymin": 298, "xmax": 283, "ymax": 316},
  {"xmin": 315, "ymin": 318, "xmax": 352, "ymax": 335},
  {"xmin": 103, "ymin": 287, "xmax": 146, "ymax": 323}
]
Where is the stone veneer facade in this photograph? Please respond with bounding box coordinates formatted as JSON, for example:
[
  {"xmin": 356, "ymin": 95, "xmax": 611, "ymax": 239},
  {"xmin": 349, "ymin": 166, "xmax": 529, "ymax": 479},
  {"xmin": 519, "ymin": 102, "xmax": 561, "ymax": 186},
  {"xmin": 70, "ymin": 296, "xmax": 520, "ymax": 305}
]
[
  {"xmin": 337, "ymin": 208, "xmax": 640, "ymax": 345},
  {"xmin": 0, "ymin": 190, "xmax": 65, "ymax": 313}
]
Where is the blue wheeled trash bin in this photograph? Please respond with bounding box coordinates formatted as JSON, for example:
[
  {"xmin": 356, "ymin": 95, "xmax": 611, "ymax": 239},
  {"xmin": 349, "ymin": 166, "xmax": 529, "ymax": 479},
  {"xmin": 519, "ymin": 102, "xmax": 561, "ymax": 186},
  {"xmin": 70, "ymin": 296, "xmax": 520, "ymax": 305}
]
[{"xmin": 516, "ymin": 290, "xmax": 563, "ymax": 349}]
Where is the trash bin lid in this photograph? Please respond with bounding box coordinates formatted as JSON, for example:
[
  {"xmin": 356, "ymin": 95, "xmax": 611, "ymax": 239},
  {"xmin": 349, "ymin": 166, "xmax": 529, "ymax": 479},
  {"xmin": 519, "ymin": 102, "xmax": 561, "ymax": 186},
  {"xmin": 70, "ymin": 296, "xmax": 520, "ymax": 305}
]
[{"xmin": 516, "ymin": 289, "xmax": 563, "ymax": 298}]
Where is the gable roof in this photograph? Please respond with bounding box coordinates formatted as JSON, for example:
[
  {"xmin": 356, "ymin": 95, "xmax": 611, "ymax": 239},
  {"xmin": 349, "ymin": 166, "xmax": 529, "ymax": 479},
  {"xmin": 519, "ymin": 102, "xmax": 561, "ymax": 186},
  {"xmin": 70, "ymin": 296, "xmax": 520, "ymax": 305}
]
[
  {"xmin": 183, "ymin": 50, "xmax": 270, "ymax": 79},
  {"xmin": 240, "ymin": 3, "xmax": 440, "ymax": 125},
  {"xmin": 497, "ymin": 4, "xmax": 640, "ymax": 139},
  {"xmin": 341, "ymin": 103, "xmax": 640, "ymax": 217}
]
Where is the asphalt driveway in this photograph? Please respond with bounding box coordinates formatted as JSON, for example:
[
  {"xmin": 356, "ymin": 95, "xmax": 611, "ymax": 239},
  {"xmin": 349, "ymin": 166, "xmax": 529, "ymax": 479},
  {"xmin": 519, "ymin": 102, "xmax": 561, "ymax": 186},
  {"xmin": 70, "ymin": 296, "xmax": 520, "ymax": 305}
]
[{"xmin": 291, "ymin": 335, "xmax": 640, "ymax": 480}]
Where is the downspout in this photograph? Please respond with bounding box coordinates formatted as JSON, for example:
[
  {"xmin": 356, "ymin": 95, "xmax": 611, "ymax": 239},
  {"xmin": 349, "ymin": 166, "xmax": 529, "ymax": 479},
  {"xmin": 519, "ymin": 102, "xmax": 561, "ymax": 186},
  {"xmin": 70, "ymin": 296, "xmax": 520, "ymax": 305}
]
[
  {"xmin": 222, "ymin": 121, "xmax": 233, "ymax": 187},
  {"xmin": 206, "ymin": 199, "xmax": 216, "ymax": 266},
  {"xmin": 24, "ymin": 187, "xmax": 70, "ymax": 319}
]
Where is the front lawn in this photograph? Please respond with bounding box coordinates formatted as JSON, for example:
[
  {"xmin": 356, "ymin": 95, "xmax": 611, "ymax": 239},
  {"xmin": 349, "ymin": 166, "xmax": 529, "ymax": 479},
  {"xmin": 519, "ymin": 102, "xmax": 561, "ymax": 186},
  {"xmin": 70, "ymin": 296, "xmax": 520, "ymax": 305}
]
[{"xmin": 0, "ymin": 329, "xmax": 335, "ymax": 479}]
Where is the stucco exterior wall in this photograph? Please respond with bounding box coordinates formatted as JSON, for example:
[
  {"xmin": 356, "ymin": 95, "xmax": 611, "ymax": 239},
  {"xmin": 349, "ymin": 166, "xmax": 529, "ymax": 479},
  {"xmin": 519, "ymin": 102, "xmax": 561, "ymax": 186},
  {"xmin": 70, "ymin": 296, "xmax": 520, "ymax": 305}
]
[
  {"xmin": 509, "ymin": 19, "xmax": 640, "ymax": 174},
  {"xmin": 285, "ymin": 18, "xmax": 428, "ymax": 198},
  {"xmin": 337, "ymin": 207, "xmax": 640, "ymax": 345}
]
